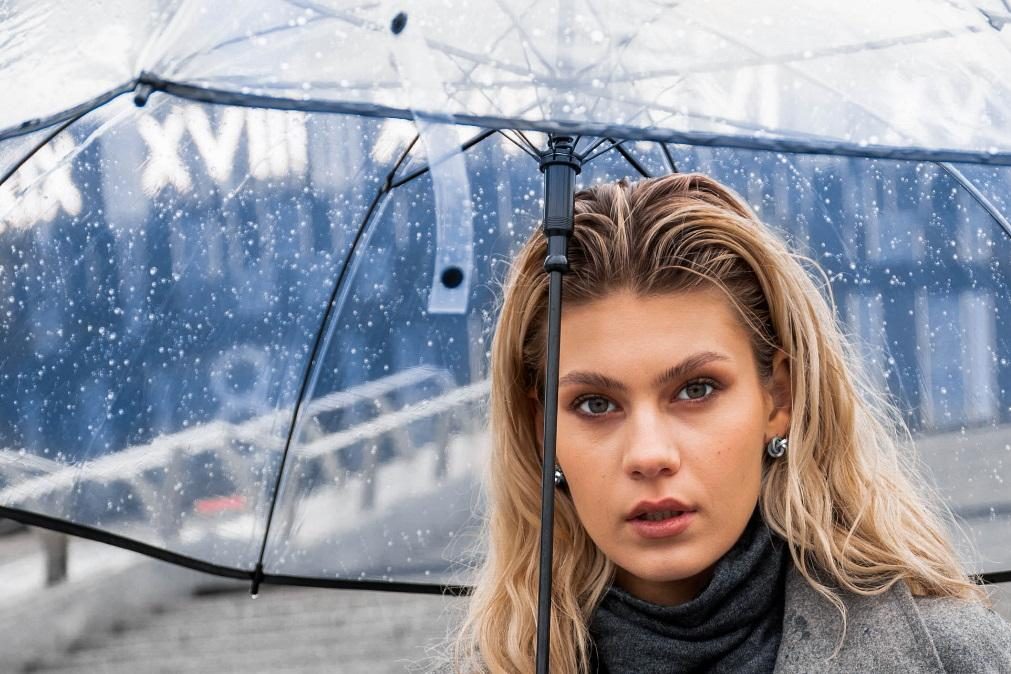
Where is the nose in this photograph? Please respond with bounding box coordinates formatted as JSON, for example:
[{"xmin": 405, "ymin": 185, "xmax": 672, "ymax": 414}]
[{"xmin": 621, "ymin": 407, "xmax": 681, "ymax": 480}]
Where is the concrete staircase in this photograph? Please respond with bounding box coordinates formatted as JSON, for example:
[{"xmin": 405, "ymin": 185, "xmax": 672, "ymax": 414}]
[{"xmin": 20, "ymin": 583, "xmax": 459, "ymax": 673}]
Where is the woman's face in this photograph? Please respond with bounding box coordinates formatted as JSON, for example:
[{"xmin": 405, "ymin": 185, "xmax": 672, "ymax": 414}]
[{"xmin": 534, "ymin": 287, "xmax": 791, "ymax": 605}]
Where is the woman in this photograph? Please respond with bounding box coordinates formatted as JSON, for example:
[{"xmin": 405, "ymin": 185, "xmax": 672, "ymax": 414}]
[{"xmin": 450, "ymin": 173, "xmax": 1011, "ymax": 673}]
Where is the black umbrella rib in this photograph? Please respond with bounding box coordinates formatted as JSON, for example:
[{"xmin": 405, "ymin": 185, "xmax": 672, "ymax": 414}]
[
  {"xmin": 512, "ymin": 129, "xmax": 541, "ymax": 154},
  {"xmin": 936, "ymin": 162, "xmax": 1011, "ymax": 244},
  {"xmin": 388, "ymin": 127, "xmax": 498, "ymax": 189},
  {"xmin": 497, "ymin": 129, "xmax": 541, "ymax": 160},
  {"xmin": 660, "ymin": 143, "xmax": 679, "ymax": 174},
  {"xmin": 578, "ymin": 136, "xmax": 611, "ymax": 159},
  {"xmin": 0, "ymin": 116, "xmax": 79, "ymax": 190},
  {"xmin": 0, "ymin": 80, "xmax": 136, "ymax": 142},
  {"xmin": 389, "ymin": 133, "xmax": 421, "ymax": 184},
  {"xmin": 581, "ymin": 137, "xmax": 629, "ymax": 164},
  {"xmin": 608, "ymin": 137, "xmax": 652, "ymax": 178},
  {"xmin": 250, "ymin": 135, "xmax": 417, "ymax": 596}
]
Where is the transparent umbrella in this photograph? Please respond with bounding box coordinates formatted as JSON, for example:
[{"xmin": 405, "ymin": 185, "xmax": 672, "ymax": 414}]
[{"xmin": 3, "ymin": 1, "xmax": 1011, "ymax": 670}]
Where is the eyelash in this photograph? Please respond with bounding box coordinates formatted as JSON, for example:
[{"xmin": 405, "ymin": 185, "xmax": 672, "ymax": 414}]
[{"xmin": 569, "ymin": 378, "xmax": 721, "ymax": 417}]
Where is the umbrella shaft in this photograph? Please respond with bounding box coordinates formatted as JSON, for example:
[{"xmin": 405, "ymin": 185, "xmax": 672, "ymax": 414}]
[
  {"xmin": 536, "ymin": 269, "xmax": 564, "ymax": 674},
  {"xmin": 536, "ymin": 135, "xmax": 581, "ymax": 674}
]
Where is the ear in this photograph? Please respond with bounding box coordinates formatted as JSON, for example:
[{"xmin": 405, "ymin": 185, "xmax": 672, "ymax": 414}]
[{"xmin": 764, "ymin": 349, "xmax": 792, "ymax": 440}]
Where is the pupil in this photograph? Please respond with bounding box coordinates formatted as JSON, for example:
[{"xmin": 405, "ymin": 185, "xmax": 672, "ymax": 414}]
[
  {"xmin": 687, "ymin": 383, "xmax": 706, "ymax": 398},
  {"xmin": 588, "ymin": 398, "xmax": 609, "ymax": 413}
]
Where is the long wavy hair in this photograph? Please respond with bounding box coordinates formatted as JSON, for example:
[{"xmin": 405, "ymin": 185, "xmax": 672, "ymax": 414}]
[{"xmin": 450, "ymin": 173, "xmax": 985, "ymax": 673}]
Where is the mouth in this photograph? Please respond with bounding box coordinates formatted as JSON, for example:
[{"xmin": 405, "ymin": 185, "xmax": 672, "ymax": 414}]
[
  {"xmin": 634, "ymin": 509, "xmax": 685, "ymax": 522},
  {"xmin": 626, "ymin": 498, "xmax": 695, "ymax": 521},
  {"xmin": 627, "ymin": 508, "xmax": 696, "ymax": 539}
]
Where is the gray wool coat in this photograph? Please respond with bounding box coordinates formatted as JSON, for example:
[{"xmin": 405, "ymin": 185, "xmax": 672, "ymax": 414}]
[{"xmin": 775, "ymin": 566, "xmax": 1011, "ymax": 673}]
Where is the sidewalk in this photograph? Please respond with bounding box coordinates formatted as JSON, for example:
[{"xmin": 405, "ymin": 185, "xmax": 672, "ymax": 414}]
[
  {"xmin": 0, "ymin": 528, "xmax": 138, "ymax": 610},
  {"xmin": 0, "ymin": 528, "xmax": 459, "ymax": 673},
  {"xmin": 21, "ymin": 584, "xmax": 458, "ymax": 673}
]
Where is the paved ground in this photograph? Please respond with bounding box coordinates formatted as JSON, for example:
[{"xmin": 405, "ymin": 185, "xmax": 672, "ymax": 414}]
[
  {"xmin": 0, "ymin": 528, "xmax": 460, "ymax": 673},
  {"xmin": 21, "ymin": 584, "xmax": 459, "ymax": 674},
  {"xmin": 14, "ymin": 575, "xmax": 1010, "ymax": 674}
]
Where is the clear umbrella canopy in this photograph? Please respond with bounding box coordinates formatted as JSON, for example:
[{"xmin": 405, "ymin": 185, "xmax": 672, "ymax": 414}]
[
  {"xmin": 1, "ymin": 0, "xmax": 1011, "ymax": 596},
  {"xmin": 6, "ymin": 0, "xmax": 1011, "ymax": 162}
]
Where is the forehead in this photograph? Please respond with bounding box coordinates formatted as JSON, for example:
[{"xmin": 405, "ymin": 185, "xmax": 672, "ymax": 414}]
[{"xmin": 558, "ymin": 288, "xmax": 753, "ymax": 372}]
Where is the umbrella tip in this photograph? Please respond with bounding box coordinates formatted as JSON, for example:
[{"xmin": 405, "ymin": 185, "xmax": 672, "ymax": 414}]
[
  {"xmin": 391, "ymin": 11, "xmax": 408, "ymax": 35},
  {"xmin": 250, "ymin": 562, "xmax": 264, "ymax": 598},
  {"xmin": 134, "ymin": 83, "xmax": 153, "ymax": 108}
]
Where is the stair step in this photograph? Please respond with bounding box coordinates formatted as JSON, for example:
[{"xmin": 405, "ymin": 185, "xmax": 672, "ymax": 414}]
[{"xmin": 25, "ymin": 587, "xmax": 457, "ymax": 673}]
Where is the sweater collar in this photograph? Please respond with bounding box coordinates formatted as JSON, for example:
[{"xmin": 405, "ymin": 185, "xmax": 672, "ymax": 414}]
[{"xmin": 589, "ymin": 508, "xmax": 789, "ymax": 672}]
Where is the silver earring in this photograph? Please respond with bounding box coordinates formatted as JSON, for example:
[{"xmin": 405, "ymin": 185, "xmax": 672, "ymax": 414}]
[
  {"xmin": 553, "ymin": 465, "xmax": 566, "ymax": 487},
  {"xmin": 766, "ymin": 436, "xmax": 788, "ymax": 458}
]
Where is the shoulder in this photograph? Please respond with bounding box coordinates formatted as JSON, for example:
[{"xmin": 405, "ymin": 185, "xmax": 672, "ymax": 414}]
[
  {"xmin": 913, "ymin": 593, "xmax": 1011, "ymax": 673},
  {"xmin": 778, "ymin": 566, "xmax": 1011, "ymax": 673}
]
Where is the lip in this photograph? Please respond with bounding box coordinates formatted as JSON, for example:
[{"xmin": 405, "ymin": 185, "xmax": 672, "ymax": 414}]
[
  {"xmin": 627, "ymin": 510, "xmax": 696, "ymax": 539},
  {"xmin": 626, "ymin": 497, "xmax": 695, "ymax": 520},
  {"xmin": 625, "ymin": 498, "xmax": 697, "ymax": 540}
]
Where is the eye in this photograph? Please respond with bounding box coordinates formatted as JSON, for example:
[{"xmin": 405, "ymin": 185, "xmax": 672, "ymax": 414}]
[
  {"xmin": 572, "ymin": 395, "xmax": 617, "ymax": 417},
  {"xmin": 676, "ymin": 379, "xmax": 716, "ymax": 402}
]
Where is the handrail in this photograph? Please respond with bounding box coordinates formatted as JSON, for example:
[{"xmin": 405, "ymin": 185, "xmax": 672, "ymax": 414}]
[{"xmin": 0, "ymin": 366, "xmax": 464, "ymax": 506}]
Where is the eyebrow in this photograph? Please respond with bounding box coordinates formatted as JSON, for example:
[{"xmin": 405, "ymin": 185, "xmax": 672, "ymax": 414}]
[
  {"xmin": 557, "ymin": 351, "xmax": 731, "ymax": 392},
  {"xmin": 651, "ymin": 352, "xmax": 733, "ymax": 388}
]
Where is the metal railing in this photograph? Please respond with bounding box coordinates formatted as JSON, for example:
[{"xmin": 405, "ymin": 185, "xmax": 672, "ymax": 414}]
[{"xmin": 0, "ymin": 366, "xmax": 491, "ymax": 583}]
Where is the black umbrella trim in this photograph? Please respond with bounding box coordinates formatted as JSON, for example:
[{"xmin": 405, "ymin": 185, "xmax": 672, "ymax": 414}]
[
  {"xmin": 8, "ymin": 73, "xmax": 1011, "ymax": 167},
  {"xmin": 0, "ymin": 505, "xmax": 471, "ymax": 595},
  {"xmin": 3, "ymin": 504, "xmax": 1008, "ymax": 590}
]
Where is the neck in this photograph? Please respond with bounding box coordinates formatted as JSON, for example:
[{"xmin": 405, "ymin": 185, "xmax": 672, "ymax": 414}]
[{"xmin": 614, "ymin": 564, "xmax": 716, "ymax": 606}]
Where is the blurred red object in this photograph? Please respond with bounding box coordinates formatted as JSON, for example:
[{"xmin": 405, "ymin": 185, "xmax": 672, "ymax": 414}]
[{"xmin": 194, "ymin": 495, "xmax": 246, "ymax": 515}]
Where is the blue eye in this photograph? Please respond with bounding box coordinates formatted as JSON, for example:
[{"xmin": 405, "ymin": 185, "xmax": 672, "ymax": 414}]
[
  {"xmin": 676, "ymin": 380, "xmax": 715, "ymax": 401},
  {"xmin": 573, "ymin": 395, "xmax": 616, "ymax": 416}
]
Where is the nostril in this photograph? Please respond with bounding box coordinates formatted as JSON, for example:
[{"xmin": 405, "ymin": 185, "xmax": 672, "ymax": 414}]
[{"xmin": 626, "ymin": 456, "xmax": 680, "ymax": 479}]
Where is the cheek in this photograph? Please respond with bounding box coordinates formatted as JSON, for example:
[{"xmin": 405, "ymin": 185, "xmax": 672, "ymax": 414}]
[
  {"xmin": 559, "ymin": 452, "xmax": 609, "ymax": 503},
  {"xmin": 719, "ymin": 389, "xmax": 768, "ymax": 453},
  {"xmin": 691, "ymin": 414, "xmax": 765, "ymax": 491},
  {"xmin": 681, "ymin": 453, "xmax": 752, "ymax": 515},
  {"xmin": 554, "ymin": 415, "xmax": 605, "ymax": 477},
  {"xmin": 555, "ymin": 442, "xmax": 613, "ymax": 529},
  {"xmin": 559, "ymin": 475, "xmax": 606, "ymax": 547}
]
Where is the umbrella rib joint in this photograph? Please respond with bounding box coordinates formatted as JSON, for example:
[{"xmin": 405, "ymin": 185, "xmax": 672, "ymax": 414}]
[
  {"xmin": 535, "ymin": 134, "xmax": 581, "ymax": 674},
  {"xmin": 133, "ymin": 72, "xmax": 162, "ymax": 108}
]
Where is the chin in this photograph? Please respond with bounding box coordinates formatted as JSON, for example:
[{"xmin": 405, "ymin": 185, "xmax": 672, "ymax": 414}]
[{"xmin": 618, "ymin": 552, "xmax": 716, "ymax": 584}]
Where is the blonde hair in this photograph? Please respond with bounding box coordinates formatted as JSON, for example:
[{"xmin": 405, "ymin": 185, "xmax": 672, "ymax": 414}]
[{"xmin": 451, "ymin": 173, "xmax": 985, "ymax": 673}]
